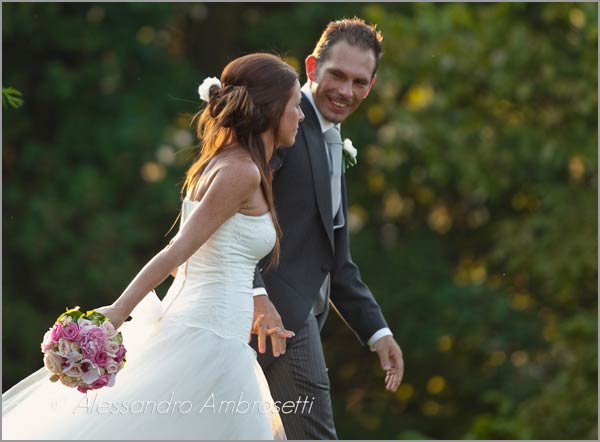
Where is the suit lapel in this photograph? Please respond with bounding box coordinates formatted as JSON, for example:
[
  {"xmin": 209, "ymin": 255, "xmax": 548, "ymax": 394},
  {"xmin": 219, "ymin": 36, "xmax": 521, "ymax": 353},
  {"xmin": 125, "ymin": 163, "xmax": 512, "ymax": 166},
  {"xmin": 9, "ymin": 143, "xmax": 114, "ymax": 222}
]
[{"xmin": 300, "ymin": 94, "xmax": 334, "ymax": 250}]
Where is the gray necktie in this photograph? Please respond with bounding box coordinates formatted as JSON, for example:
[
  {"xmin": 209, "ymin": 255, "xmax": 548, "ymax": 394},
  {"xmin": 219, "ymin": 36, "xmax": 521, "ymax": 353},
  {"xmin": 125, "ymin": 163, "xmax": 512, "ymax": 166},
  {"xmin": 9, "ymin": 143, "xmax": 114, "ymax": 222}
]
[
  {"xmin": 311, "ymin": 127, "xmax": 343, "ymax": 318},
  {"xmin": 324, "ymin": 126, "xmax": 343, "ymax": 218}
]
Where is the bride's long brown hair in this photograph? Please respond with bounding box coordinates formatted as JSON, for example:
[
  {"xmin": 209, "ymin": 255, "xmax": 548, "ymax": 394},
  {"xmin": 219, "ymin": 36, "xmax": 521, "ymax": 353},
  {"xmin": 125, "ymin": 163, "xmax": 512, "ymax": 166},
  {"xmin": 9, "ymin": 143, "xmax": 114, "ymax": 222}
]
[{"xmin": 182, "ymin": 53, "xmax": 298, "ymax": 269}]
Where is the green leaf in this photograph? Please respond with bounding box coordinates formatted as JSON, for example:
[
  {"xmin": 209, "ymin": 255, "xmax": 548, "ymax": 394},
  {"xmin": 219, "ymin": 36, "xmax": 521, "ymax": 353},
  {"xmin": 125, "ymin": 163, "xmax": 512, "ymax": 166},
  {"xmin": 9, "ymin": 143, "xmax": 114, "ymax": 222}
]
[
  {"xmin": 2, "ymin": 86, "xmax": 24, "ymax": 109},
  {"xmin": 56, "ymin": 306, "xmax": 83, "ymax": 323}
]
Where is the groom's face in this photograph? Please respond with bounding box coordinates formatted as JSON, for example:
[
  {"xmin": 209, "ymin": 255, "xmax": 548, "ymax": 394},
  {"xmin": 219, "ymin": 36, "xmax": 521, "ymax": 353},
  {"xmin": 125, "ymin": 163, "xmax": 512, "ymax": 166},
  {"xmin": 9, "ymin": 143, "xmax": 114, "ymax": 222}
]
[{"xmin": 306, "ymin": 40, "xmax": 376, "ymax": 124}]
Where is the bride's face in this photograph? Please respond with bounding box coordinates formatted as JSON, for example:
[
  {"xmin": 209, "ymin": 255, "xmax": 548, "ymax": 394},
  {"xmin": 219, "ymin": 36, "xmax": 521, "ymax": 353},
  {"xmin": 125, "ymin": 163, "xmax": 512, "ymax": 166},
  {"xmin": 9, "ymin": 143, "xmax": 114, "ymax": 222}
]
[{"xmin": 276, "ymin": 81, "xmax": 304, "ymax": 148}]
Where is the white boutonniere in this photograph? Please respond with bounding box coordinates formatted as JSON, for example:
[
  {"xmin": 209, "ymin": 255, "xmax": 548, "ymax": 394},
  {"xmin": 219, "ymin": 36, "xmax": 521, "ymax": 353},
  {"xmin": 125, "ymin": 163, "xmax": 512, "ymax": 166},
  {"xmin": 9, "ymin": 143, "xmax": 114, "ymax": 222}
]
[
  {"xmin": 342, "ymin": 138, "xmax": 358, "ymax": 171},
  {"xmin": 197, "ymin": 76, "xmax": 221, "ymax": 102}
]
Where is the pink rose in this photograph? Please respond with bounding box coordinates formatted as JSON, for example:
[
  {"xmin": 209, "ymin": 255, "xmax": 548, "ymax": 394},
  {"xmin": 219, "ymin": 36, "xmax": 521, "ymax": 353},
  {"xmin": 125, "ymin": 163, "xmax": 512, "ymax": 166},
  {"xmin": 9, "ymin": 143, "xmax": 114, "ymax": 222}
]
[
  {"xmin": 93, "ymin": 351, "xmax": 109, "ymax": 367},
  {"xmin": 115, "ymin": 344, "xmax": 126, "ymax": 363},
  {"xmin": 41, "ymin": 330, "xmax": 55, "ymax": 352},
  {"xmin": 62, "ymin": 323, "xmax": 80, "ymax": 341},
  {"xmin": 91, "ymin": 374, "xmax": 110, "ymax": 390},
  {"xmin": 50, "ymin": 323, "xmax": 64, "ymax": 341}
]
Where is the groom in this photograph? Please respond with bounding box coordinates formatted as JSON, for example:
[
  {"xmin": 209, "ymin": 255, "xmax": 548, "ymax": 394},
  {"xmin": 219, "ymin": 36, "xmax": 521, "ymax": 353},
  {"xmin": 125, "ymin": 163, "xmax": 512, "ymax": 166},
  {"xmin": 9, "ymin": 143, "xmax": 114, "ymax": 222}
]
[{"xmin": 251, "ymin": 17, "xmax": 404, "ymax": 439}]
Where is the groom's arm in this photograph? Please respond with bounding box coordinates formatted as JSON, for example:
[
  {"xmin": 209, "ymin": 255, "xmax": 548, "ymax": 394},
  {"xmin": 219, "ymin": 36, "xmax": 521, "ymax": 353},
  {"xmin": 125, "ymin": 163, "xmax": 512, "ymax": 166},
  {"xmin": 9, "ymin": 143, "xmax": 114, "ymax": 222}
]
[
  {"xmin": 329, "ymin": 180, "xmax": 391, "ymax": 346},
  {"xmin": 329, "ymin": 241, "xmax": 390, "ymax": 346},
  {"xmin": 330, "ymin": 180, "xmax": 404, "ymax": 391},
  {"xmin": 253, "ymin": 264, "xmax": 267, "ymax": 295}
]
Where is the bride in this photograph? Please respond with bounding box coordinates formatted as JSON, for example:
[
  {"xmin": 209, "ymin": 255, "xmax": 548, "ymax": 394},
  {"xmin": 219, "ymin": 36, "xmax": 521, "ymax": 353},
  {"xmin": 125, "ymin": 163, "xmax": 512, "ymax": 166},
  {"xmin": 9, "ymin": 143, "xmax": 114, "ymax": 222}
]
[{"xmin": 2, "ymin": 53, "xmax": 304, "ymax": 440}]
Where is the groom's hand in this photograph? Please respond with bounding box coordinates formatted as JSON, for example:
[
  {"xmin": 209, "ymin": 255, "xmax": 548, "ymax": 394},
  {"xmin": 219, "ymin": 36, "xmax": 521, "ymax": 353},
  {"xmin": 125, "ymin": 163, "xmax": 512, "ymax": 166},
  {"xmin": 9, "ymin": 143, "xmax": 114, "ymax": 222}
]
[
  {"xmin": 372, "ymin": 335, "xmax": 404, "ymax": 392},
  {"xmin": 251, "ymin": 295, "xmax": 294, "ymax": 357}
]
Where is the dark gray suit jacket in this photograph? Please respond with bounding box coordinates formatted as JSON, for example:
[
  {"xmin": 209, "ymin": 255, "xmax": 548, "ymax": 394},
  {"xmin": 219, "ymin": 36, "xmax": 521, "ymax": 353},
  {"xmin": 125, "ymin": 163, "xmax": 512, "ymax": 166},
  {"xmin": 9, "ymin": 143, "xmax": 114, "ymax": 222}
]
[{"xmin": 253, "ymin": 94, "xmax": 388, "ymax": 347}]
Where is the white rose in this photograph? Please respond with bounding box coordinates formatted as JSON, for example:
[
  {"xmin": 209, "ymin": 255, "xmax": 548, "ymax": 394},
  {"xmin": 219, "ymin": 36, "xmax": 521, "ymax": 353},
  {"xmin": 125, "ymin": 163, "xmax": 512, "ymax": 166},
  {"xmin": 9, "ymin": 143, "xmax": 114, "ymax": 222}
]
[
  {"xmin": 101, "ymin": 320, "xmax": 117, "ymax": 338},
  {"xmin": 105, "ymin": 361, "xmax": 119, "ymax": 374},
  {"xmin": 343, "ymin": 138, "xmax": 357, "ymax": 159},
  {"xmin": 66, "ymin": 365, "xmax": 83, "ymax": 379},
  {"xmin": 57, "ymin": 339, "xmax": 71, "ymax": 357},
  {"xmin": 197, "ymin": 77, "xmax": 221, "ymax": 102},
  {"xmin": 43, "ymin": 351, "xmax": 64, "ymax": 374},
  {"xmin": 105, "ymin": 340, "xmax": 120, "ymax": 357},
  {"xmin": 60, "ymin": 375, "xmax": 80, "ymax": 388},
  {"xmin": 77, "ymin": 318, "xmax": 93, "ymax": 327}
]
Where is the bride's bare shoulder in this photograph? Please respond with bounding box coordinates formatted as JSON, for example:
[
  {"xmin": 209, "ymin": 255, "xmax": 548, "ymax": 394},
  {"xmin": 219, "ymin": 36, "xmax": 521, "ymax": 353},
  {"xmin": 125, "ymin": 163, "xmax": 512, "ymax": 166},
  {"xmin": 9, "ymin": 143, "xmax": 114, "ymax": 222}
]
[
  {"xmin": 187, "ymin": 146, "xmax": 259, "ymax": 202},
  {"xmin": 212, "ymin": 145, "xmax": 261, "ymax": 187}
]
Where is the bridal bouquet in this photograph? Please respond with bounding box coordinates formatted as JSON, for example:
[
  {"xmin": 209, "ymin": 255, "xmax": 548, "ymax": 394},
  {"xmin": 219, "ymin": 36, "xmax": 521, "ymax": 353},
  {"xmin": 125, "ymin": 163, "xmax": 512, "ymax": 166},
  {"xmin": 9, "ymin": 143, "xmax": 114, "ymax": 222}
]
[{"xmin": 40, "ymin": 307, "xmax": 126, "ymax": 393}]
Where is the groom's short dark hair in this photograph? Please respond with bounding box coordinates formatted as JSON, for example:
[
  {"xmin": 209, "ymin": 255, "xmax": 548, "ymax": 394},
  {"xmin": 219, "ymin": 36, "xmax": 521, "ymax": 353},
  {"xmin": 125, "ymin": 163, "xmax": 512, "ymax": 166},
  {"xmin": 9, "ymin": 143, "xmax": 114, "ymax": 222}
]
[{"xmin": 312, "ymin": 17, "xmax": 384, "ymax": 76}]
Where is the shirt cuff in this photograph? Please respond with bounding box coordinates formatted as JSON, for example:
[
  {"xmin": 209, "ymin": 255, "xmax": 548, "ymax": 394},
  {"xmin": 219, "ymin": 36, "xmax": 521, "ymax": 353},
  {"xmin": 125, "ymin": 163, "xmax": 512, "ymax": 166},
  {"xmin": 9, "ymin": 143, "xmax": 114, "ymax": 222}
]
[
  {"xmin": 367, "ymin": 328, "xmax": 393, "ymax": 351},
  {"xmin": 252, "ymin": 287, "xmax": 268, "ymax": 297}
]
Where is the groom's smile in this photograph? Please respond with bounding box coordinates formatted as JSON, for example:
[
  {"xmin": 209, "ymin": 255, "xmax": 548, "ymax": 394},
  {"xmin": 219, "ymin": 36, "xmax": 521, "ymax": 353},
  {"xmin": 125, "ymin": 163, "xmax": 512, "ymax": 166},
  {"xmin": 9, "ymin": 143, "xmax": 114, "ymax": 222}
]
[{"xmin": 307, "ymin": 40, "xmax": 377, "ymax": 124}]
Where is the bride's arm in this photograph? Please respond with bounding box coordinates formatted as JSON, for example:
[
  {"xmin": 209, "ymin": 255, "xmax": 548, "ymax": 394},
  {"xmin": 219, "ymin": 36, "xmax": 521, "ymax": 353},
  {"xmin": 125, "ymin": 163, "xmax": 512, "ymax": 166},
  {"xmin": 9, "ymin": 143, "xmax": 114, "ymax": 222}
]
[{"xmin": 97, "ymin": 161, "xmax": 260, "ymax": 328}]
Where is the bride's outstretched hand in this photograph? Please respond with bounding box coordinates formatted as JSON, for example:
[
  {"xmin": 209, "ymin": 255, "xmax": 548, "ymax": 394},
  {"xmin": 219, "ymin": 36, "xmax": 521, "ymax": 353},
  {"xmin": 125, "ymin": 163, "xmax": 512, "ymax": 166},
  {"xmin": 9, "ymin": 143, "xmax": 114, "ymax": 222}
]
[{"xmin": 95, "ymin": 305, "xmax": 129, "ymax": 330}]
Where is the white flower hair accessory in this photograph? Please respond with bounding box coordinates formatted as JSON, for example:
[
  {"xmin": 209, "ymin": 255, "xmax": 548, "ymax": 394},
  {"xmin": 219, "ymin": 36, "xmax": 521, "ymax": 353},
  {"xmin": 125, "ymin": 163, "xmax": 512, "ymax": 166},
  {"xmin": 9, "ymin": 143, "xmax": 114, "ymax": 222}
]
[
  {"xmin": 197, "ymin": 77, "xmax": 221, "ymax": 102},
  {"xmin": 342, "ymin": 138, "xmax": 358, "ymax": 171}
]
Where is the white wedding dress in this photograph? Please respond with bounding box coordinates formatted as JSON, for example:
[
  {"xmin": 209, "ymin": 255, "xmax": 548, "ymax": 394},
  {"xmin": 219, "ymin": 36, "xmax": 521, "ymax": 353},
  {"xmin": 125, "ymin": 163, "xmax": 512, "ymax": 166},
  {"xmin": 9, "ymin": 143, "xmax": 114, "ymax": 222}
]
[{"xmin": 2, "ymin": 198, "xmax": 285, "ymax": 440}]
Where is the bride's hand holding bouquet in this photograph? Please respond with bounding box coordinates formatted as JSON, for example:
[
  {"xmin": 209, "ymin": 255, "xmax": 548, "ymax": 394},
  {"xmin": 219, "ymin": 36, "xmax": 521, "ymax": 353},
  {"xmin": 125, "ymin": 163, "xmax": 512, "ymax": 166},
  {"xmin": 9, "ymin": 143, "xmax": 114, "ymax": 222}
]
[
  {"xmin": 94, "ymin": 304, "xmax": 130, "ymax": 330},
  {"xmin": 41, "ymin": 307, "xmax": 127, "ymax": 393}
]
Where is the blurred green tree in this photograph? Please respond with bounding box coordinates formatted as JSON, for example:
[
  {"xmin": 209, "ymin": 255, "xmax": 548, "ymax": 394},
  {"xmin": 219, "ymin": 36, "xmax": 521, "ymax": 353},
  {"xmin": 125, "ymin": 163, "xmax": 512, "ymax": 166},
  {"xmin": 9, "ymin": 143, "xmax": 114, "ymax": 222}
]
[
  {"xmin": 322, "ymin": 2, "xmax": 597, "ymax": 439},
  {"xmin": 3, "ymin": 1, "xmax": 199, "ymax": 387}
]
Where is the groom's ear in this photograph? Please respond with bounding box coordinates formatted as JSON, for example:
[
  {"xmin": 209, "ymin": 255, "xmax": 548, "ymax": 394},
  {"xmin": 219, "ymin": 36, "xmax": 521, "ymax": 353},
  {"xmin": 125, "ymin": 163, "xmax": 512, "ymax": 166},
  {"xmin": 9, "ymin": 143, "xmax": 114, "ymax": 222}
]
[
  {"xmin": 305, "ymin": 55, "xmax": 318, "ymax": 82},
  {"xmin": 363, "ymin": 74, "xmax": 377, "ymax": 99}
]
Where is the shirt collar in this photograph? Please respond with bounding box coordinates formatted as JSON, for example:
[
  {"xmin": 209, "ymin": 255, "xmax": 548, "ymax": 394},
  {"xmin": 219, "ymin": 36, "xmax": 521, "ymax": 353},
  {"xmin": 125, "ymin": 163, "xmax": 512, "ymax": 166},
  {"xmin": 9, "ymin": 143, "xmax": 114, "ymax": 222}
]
[{"xmin": 301, "ymin": 82, "xmax": 341, "ymax": 135}]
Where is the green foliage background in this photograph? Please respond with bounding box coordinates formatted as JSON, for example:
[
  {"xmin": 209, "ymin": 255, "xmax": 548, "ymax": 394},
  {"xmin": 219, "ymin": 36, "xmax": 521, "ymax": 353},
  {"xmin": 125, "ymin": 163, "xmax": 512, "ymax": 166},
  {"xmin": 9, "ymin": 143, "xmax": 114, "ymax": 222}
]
[{"xmin": 3, "ymin": 3, "xmax": 597, "ymax": 439}]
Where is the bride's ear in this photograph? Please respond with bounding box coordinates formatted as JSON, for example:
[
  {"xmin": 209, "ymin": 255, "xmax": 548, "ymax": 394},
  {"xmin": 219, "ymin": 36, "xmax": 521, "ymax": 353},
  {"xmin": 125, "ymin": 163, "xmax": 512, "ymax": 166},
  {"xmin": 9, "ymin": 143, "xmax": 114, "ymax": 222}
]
[{"xmin": 305, "ymin": 55, "xmax": 318, "ymax": 82}]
